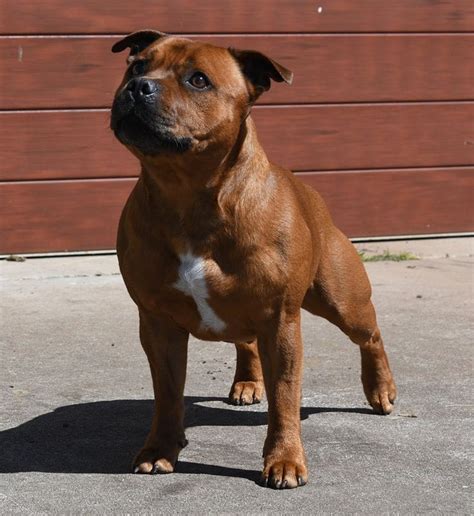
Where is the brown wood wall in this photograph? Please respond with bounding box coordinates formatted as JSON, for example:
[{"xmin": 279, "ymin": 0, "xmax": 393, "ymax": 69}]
[{"xmin": 1, "ymin": 1, "xmax": 473, "ymax": 254}]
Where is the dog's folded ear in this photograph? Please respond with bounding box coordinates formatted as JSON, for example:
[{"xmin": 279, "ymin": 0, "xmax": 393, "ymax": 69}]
[
  {"xmin": 229, "ymin": 48, "xmax": 293, "ymax": 101},
  {"xmin": 112, "ymin": 30, "xmax": 167, "ymax": 61}
]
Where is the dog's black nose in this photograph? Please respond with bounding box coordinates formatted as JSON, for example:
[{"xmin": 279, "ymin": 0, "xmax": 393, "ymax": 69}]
[{"xmin": 126, "ymin": 78, "xmax": 157, "ymax": 100}]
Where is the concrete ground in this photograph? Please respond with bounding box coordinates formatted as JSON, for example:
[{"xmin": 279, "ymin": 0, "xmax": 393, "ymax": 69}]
[{"xmin": 1, "ymin": 238, "xmax": 472, "ymax": 514}]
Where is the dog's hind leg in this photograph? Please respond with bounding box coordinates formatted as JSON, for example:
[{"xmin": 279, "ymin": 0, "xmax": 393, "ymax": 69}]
[
  {"xmin": 302, "ymin": 227, "xmax": 397, "ymax": 414},
  {"xmin": 228, "ymin": 341, "xmax": 264, "ymax": 405}
]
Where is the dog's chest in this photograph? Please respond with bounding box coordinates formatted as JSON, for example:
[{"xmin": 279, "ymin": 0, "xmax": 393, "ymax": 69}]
[{"xmin": 173, "ymin": 251, "xmax": 227, "ymax": 333}]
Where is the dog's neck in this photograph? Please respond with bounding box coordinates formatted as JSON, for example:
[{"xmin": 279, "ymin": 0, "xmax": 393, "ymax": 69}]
[{"xmin": 139, "ymin": 116, "xmax": 271, "ymax": 221}]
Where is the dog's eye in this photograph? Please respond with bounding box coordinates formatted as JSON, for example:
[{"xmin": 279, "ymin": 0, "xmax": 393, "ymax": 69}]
[
  {"xmin": 187, "ymin": 72, "xmax": 210, "ymax": 90},
  {"xmin": 131, "ymin": 60, "xmax": 147, "ymax": 76}
]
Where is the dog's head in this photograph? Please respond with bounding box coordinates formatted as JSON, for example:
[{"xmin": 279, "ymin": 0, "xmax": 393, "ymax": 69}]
[{"xmin": 110, "ymin": 30, "xmax": 292, "ymax": 157}]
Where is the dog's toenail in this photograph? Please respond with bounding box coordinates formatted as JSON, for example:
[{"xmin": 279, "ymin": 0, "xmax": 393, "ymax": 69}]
[
  {"xmin": 297, "ymin": 475, "xmax": 306, "ymax": 486},
  {"xmin": 178, "ymin": 438, "xmax": 189, "ymax": 448}
]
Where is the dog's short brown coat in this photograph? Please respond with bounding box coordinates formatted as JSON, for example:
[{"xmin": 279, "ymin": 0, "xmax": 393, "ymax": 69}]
[{"xmin": 111, "ymin": 30, "xmax": 396, "ymax": 489}]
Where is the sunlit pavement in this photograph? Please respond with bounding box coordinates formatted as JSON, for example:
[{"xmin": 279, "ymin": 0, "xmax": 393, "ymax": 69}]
[{"xmin": 1, "ymin": 240, "xmax": 472, "ymax": 513}]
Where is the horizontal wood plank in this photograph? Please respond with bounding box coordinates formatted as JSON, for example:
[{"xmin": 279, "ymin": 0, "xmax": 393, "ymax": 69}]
[
  {"xmin": 1, "ymin": 35, "xmax": 473, "ymax": 109},
  {"xmin": 0, "ymin": 110, "xmax": 131, "ymax": 182},
  {"xmin": 0, "ymin": 179, "xmax": 134, "ymax": 253},
  {"xmin": 2, "ymin": 1, "xmax": 474, "ymax": 34},
  {"xmin": 255, "ymin": 103, "xmax": 474, "ymax": 171},
  {"xmin": 1, "ymin": 104, "xmax": 473, "ymax": 181},
  {"xmin": 302, "ymin": 169, "xmax": 474, "ymax": 238},
  {"xmin": 1, "ymin": 168, "xmax": 472, "ymax": 253}
]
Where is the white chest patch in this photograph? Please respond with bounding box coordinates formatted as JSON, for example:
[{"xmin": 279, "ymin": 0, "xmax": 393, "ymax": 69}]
[{"xmin": 174, "ymin": 252, "xmax": 227, "ymax": 333}]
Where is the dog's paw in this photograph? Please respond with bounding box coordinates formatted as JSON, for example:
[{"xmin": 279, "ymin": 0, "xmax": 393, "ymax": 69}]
[
  {"xmin": 228, "ymin": 380, "xmax": 264, "ymax": 405},
  {"xmin": 260, "ymin": 458, "xmax": 308, "ymax": 489},
  {"xmin": 363, "ymin": 376, "xmax": 397, "ymax": 415},
  {"xmin": 132, "ymin": 438, "xmax": 188, "ymax": 475},
  {"xmin": 133, "ymin": 453, "xmax": 174, "ymax": 474}
]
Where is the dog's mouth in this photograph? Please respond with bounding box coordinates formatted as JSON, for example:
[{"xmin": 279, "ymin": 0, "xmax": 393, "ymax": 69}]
[{"xmin": 111, "ymin": 102, "xmax": 192, "ymax": 155}]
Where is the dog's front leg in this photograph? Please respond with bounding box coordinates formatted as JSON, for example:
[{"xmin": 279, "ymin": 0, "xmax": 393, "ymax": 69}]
[
  {"xmin": 257, "ymin": 310, "xmax": 308, "ymax": 489},
  {"xmin": 133, "ymin": 310, "xmax": 189, "ymax": 474},
  {"xmin": 228, "ymin": 341, "xmax": 264, "ymax": 406}
]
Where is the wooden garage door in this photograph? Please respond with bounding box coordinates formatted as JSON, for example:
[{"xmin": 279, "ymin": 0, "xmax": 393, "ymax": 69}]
[{"xmin": 1, "ymin": 1, "xmax": 473, "ymax": 254}]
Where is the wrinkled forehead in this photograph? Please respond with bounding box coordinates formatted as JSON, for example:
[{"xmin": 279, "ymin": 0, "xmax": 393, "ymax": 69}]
[{"xmin": 140, "ymin": 36, "xmax": 245, "ymax": 86}]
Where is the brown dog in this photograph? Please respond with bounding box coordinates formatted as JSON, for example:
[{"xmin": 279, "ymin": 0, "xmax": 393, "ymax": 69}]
[{"xmin": 110, "ymin": 30, "xmax": 396, "ymax": 489}]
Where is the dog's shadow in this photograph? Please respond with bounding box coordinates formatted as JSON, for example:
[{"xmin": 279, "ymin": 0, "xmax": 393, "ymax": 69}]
[{"xmin": 0, "ymin": 397, "xmax": 371, "ymax": 480}]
